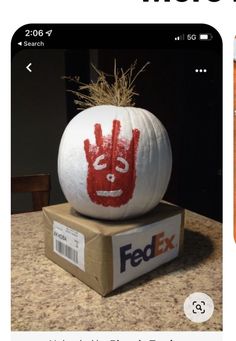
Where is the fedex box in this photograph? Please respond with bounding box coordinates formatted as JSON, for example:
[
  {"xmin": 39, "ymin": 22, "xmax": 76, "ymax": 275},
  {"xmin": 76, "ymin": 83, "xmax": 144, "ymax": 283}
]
[{"xmin": 43, "ymin": 202, "xmax": 184, "ymax": 296}]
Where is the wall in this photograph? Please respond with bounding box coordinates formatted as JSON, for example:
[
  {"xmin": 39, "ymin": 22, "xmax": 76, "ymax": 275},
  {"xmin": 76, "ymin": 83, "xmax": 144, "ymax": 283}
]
[{"xmin": 12, "ymin": 49, "xmax": 67, "ymax": 212}]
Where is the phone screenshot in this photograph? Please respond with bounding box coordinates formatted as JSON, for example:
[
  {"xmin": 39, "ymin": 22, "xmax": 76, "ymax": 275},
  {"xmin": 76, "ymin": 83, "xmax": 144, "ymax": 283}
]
[{"xmin": 11, "ymin": 24, "xmax": 222, "ymax": 340}]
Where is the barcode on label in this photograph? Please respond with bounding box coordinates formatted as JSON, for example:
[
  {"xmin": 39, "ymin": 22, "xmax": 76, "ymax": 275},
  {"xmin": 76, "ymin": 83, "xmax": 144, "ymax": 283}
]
[
  {"xmin": 53, "ymin": 220, "xmax": 85, "ymax": 271},
  {"xmin": 55, "ymin": 239, "xmax": 79, "ymax": 265}
]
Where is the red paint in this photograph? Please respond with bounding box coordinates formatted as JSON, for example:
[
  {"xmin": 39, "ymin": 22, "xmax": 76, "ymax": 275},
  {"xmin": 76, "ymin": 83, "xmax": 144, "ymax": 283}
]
[{"xmin": 84, "ymin": 119, "xmax": 140, "ymax": 207}]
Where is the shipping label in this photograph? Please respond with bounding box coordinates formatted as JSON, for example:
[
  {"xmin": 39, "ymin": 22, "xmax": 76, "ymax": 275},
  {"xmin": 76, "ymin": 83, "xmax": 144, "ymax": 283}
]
[{"xmin": 53, "ymin": 221, "xmax": 85, "ymax": 271}]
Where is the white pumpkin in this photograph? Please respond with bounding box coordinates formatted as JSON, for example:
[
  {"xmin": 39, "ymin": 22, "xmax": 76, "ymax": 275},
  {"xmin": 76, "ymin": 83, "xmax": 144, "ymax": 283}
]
[{"xmin": 58, "ymin": 105, "xmax": 172, "ymax": 220}]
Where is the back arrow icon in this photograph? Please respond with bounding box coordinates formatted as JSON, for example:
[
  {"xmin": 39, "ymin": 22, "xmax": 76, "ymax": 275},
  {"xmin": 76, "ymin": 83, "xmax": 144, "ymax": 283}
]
[{"xmin": 26, "ymin": 63, "xmax": 32, "ymax": 72}]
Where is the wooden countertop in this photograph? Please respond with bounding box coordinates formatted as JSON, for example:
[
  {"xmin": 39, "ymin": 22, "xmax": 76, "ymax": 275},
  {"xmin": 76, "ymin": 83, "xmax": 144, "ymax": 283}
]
[{"xmin": 11, "ymin": 207, "xmax": 222, "ymax": 331}]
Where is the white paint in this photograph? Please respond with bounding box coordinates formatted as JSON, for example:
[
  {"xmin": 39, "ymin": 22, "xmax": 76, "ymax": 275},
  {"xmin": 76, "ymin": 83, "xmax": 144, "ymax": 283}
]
[
  {"xmin": 93, "ymin": 154, "xmax": 106, "ymax": 170},
  {"xmin": 116, "ymin": 156, "xmax": 129, "ymax": 173},
  {"xmin": 58, "ymin": 105, "xmax": 172, "ymax": 219},
  {"xmin": 96, "ymin": 189, "xmax": 123, "ymax": 197},
  {"xmin": 106, "ymin": 173, "xmax": 115, "ymax": 182}
]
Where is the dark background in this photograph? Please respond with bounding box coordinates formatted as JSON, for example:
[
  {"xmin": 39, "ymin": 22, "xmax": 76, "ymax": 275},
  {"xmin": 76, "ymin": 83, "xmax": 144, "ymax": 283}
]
[{"xmin": 11, "ymin": 25, "xmax": 222, "ymax": 221}]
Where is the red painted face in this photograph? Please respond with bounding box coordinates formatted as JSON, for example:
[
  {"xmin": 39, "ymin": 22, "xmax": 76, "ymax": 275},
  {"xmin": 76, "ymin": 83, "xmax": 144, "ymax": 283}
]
[{"xmin": 84, "ymin": 119, "xmax": 140, "ymax": 207}]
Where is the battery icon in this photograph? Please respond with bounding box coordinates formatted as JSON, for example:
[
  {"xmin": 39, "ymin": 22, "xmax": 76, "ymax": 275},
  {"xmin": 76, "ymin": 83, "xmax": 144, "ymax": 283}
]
[{"xmin": 199, "ymin": 33, "xmax": 213, "ymax": 41}]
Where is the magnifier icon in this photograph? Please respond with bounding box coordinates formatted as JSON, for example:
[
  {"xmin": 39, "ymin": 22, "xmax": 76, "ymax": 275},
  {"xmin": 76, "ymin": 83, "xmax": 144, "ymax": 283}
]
[
  {"xmin": 185, "ymin": 293, "xmax": 214, "ymax": 322},
  {"xmin": 195, "ymin": 304, "xmax": 202, "ymax": 311}
]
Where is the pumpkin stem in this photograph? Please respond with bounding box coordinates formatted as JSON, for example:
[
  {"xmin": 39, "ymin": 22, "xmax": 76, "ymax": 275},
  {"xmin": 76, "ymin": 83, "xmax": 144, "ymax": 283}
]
[{"xmin": 63, "ymin": 60, "xmax": 150, "ymax": 109}]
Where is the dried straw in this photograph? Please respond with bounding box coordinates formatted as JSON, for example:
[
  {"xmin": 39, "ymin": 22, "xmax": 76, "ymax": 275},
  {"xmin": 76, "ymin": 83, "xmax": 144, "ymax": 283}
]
[{"xmin": 63, "ymin": 60, "xmax": 150, "ymax": 109}]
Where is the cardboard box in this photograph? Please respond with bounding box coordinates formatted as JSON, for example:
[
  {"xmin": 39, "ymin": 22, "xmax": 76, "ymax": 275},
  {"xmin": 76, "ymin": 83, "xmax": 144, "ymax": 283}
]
[{"xmin": 43, "ymin": 202, "xmax": 184, "ymax": 296}]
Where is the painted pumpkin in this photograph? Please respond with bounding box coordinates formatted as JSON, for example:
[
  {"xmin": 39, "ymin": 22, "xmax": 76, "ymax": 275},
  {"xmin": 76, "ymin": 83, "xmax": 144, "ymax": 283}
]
[{"xmin": 58, "ymin": 104, "xmax": 172, "ymax": 220}]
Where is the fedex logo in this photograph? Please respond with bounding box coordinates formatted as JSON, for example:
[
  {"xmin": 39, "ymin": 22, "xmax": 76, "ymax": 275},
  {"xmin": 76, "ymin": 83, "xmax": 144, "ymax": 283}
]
[{"xmin": 120, "ymin": 232, "xmax": 175, "ymax": 273}]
